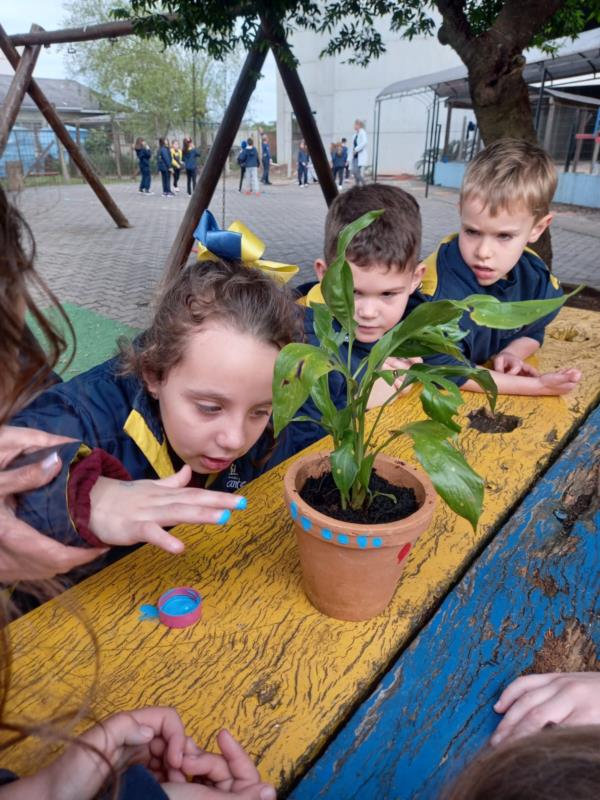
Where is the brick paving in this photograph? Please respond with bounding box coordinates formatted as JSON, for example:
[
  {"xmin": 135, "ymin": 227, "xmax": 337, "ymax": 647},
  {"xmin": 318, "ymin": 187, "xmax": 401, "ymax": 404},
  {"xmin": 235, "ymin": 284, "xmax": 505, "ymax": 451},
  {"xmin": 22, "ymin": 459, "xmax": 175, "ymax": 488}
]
[{"xmin": 14, "ymin": 175, "xmax": 599, "ymax": 327}]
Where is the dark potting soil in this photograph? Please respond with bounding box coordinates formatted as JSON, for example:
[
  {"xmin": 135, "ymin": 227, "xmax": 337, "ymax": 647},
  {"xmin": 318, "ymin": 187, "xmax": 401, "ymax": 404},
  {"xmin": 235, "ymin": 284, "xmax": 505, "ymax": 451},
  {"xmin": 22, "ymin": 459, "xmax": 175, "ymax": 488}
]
[
  {"xmin": 300, "ymin": 470, "xmax": 418, "ymax": 525},
  {"xmin": 467, "ymin": 407, "xmax": 522, "ymax": 434}
]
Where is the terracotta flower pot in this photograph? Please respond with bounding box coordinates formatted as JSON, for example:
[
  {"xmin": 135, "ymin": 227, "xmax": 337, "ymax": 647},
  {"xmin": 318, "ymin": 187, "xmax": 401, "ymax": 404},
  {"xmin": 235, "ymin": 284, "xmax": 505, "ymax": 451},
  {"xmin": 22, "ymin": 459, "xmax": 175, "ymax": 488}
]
[{"xmin": 283, "ymin": 452, "xmax": 436, "ymax": 621}]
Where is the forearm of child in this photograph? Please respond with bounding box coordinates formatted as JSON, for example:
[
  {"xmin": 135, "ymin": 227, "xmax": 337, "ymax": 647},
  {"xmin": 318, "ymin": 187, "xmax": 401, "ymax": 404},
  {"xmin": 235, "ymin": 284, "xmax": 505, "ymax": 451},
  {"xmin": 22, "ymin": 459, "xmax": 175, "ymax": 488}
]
[
  {"xmin": 497, "ymin": 336, "xmax": 540, "ymax": 359},
  {"xmin": 461, "ymin": 366, "xmax": 581, "ymax": 396}
]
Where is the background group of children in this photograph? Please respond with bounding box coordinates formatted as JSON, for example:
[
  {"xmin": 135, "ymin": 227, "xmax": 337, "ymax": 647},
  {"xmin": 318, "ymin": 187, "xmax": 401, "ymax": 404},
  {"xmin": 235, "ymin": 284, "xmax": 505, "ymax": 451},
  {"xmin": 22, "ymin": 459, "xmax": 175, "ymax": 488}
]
[
  {"xmin": 302, "ymin": 119, "xmax": 369, "ymax": 188},
  {"xmin": 1, "ymin": 136, "xmax": 597, "ymax": 797},
  {"xmin": 237, "ymin": 134, "xmax": 272, "ymax": 195},
  {"xmin": 134, "ymin": 136, "xmax": 202, "ymax": 198}
]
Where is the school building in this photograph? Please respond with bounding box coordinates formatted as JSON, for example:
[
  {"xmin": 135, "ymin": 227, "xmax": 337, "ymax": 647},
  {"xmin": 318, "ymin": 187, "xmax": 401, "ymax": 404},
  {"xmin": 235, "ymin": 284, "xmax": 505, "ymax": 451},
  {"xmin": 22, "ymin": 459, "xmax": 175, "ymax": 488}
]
[{"xmin": 276, "ymin": 21, "xmax": 600, "ymax": 207}]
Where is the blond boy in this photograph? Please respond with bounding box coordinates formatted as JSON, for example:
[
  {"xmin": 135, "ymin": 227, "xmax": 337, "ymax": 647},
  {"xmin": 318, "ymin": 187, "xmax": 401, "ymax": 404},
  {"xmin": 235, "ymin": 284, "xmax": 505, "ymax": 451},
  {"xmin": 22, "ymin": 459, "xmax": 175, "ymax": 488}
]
[{"xmin": 421, "ymin": 138, "xmax": 580, "ymax": 396}]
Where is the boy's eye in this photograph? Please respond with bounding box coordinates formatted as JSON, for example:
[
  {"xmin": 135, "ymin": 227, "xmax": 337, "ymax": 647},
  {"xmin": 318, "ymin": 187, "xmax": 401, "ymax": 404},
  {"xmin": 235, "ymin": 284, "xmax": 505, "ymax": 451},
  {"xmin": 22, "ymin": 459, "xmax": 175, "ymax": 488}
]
[
  {"xmin": 382, "ymin": 291, "xmax": 400, "ymax": 298},
  {"xmin": 498, "ymin": 233, "xmax": 513, "ymax": 241},
  {"xmin": 465, "ymin": 228, "xmax": 479, "ymax": 236},
  {"xmin": 252, "ymin": 407, "xmax": 272, "ymax": 418}
]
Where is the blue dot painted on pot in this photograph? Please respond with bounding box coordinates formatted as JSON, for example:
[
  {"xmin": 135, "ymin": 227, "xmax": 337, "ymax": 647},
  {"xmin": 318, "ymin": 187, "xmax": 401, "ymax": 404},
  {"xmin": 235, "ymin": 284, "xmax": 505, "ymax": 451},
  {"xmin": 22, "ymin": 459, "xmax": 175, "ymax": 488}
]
[
  {"xmin": 290, "ymin": 501, "xmax": 298, "ymax": 520},
  {"xmin": 321, "ymin": 528, "xmax": 333, "ymax": 541},
  {"xmin": 372, "ymin": 537, "xmax": 383, "ymax": 548},
  {"xmin": 300, "ymin": 516, "xmax": 312, "ymax": 531},
  {"xmin": 357, "ymin": 535, "xmax": 368, "ymax": 549},
  {"xmin": 337, "ymin": 533, "xmax": 350, "ymax": 545}
]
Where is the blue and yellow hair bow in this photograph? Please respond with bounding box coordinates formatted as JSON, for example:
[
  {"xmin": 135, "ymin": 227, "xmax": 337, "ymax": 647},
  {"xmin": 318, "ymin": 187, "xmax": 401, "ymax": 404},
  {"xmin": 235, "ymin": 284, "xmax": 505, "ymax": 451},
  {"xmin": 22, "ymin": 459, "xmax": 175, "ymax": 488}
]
[{"xmin": 193, "ymin": 210, "xmax": 299, "ymax": 284}]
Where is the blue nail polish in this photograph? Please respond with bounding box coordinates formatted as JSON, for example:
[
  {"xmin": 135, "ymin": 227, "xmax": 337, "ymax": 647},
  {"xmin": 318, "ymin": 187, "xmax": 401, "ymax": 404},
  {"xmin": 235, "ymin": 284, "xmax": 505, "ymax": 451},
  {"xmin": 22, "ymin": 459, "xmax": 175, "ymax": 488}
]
[
  {"xmin": 217, "ymin": 509, "xmax": 232, "ymax": 525},
  {"xmin": 235, "ymin": 496, "xmax": 248, "ymax": 510}
]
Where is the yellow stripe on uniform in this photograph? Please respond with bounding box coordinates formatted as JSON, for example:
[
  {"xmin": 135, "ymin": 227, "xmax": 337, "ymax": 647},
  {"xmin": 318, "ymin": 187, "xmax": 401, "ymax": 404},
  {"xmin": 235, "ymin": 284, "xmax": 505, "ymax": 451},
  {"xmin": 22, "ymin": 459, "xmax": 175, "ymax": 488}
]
[
  {"xmin": 123, "ymin": 410, "xmax": 175, "ymax": 478},
  {"xmin": 420, "ymin": 234, "xmax": 456, "ymax": 297}
]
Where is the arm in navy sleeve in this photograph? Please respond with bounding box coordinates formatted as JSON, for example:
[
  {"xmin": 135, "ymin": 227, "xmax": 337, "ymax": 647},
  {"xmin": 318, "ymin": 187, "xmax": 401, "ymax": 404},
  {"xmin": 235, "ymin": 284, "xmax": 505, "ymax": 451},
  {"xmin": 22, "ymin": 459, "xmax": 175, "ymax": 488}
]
[{"xmin": 10, "ymin": 384, "xmax": 125, "ymax": 547}]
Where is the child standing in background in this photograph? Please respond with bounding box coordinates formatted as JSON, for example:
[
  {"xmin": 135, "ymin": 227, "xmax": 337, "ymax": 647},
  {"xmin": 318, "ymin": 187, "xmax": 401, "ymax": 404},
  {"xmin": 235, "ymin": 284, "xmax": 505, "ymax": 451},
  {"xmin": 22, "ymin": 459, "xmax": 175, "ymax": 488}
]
[
  {"xmin": 297, "ymin": 140, "xmax": 309, "ymax": 187},
  {"xmin": 182, "ymin": 137, "xmax": 201, "ymax": 195},
  {"xmin": 157, "ymin": 137, "xmax": 174, "ymax": 197},
  {"xmin": 331, "ymin": 142, "xmax": 345, "ymax": 188},
  {"xmin": 240, "ymin": 137, "xmax": 260, "ymax": 195},
  {"xmin": 170, "ymin": 139, "xmax": 183, "ymax": 192},
  {"xmin": 237, "ymin": 140, "xmax": 248, "ymax": 192},
  {"xmin": 134, "ymin": 137, "xmax": 152, "ymax": 194},
  {"xmin": 261, "ymin": 134, "xmax": 272, "ymax": 185}
]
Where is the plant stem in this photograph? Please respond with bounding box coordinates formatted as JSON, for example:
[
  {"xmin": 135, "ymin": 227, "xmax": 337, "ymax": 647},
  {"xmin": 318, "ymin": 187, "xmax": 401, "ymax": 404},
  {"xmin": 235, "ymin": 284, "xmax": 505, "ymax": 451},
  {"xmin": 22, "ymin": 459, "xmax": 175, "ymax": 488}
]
[{"xmin": 364, "ymin": 387, "xmax": 401, "ymax": 453}]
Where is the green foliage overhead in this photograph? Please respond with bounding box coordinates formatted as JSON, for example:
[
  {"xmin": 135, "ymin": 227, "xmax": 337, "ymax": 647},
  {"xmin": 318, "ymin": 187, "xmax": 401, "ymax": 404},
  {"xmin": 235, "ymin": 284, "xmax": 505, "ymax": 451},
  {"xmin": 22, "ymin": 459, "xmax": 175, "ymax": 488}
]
[
  {"xmin": 272, "ymin": 212, "xmax": 572, "ymax": 528},
  {"xmin": 109, "ymin": 0, "xmax": 600, "ymax": 67},
  {"xmin": 63, "ymin": 0, "xmax": 241, "ymax": 139}
]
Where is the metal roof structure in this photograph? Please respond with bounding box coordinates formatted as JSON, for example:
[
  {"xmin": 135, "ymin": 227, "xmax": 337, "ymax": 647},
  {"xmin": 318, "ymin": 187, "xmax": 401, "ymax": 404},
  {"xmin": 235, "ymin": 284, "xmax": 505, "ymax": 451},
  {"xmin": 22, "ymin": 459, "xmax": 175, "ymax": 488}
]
[
  {"xmin": 377, "ymin": 28, "xmax": 600, "ymax": 104},
  {"xmin": 0, "ymin": 75, "xmax": 106, "ymax": 114}
]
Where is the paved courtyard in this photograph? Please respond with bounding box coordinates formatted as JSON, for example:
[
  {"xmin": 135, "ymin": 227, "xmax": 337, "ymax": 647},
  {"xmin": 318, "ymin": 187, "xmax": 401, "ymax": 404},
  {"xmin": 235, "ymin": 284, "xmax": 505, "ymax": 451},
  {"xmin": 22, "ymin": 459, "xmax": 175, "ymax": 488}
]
[{"xmin": 14, "ymin": 175, "xmax": 600, "ymax": 327}]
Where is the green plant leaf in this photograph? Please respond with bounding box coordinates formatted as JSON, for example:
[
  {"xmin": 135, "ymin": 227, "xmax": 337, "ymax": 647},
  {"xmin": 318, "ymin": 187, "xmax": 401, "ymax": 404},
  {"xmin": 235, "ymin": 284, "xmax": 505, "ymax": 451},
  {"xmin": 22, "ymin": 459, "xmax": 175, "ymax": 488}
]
[
  {"xmin": 403, "ymin": 420, "xmax": 484, "ymax": 529},
  {"xmin": 335, "ymin": 209, "xmax": 384, "ymax": 263},
  {"xmin": 330, "ymin": 433, "xmax": 359, "ymax": 506},
  {"xmin": 311, "ymin": 302, "xmax": 346, "ymax": 355},
  {"xmin": 459, "ymin": 291, "xmax": 574, "ymax": 330},
  {"xmin": 321, "ymin": 210, "xmax": 383, "ymax": 333},
  {"xmin": 367, "ymin": 300, "xmax": 465, "ymax": 374},
  {"xmin": 419, "ymin": 382, "xmax": 464, "ymax": 433},
  {"xmin": 400, "ymin": 363, "xmax": 498, "ymax": 415},
  {"xmin": 273, "ymin": 344, "xmax": 335, "ymax": 436}
]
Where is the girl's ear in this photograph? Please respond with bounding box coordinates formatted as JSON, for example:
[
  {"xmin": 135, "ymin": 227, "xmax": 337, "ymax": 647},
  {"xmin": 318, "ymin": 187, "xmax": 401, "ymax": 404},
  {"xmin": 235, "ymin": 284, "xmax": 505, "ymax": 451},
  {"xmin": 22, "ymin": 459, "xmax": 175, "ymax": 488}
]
[
  {"xmin": 528, "ymin": 213, "xmax": 553, "ymax": 243},
  {"xmin": 143, "ymin": 369, "xmax": 160, "ymax": 398}
]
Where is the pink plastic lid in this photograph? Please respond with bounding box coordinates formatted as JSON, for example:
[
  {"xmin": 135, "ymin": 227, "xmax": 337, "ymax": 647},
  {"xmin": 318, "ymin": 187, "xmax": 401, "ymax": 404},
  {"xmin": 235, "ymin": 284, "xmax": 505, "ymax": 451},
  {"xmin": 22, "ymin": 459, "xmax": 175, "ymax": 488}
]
[{"xmin": 157, "ymin": 587, "xmax": 202, "ymax": 629}]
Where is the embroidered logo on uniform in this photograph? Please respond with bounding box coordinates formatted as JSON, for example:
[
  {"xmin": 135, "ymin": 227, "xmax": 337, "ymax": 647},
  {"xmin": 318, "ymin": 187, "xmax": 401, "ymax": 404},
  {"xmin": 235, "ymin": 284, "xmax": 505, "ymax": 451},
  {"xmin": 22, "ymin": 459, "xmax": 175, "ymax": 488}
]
[{"xmin": 225, "ymin": 463, "xmax": 246, "ymax": 490}]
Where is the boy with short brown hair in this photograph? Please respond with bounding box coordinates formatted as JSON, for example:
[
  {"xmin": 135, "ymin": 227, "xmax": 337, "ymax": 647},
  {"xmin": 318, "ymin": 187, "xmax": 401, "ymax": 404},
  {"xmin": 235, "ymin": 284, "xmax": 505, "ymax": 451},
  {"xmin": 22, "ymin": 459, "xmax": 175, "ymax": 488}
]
[{"xmin": 298, "ymin": 183, "xmax": 426, "ymax": 411}]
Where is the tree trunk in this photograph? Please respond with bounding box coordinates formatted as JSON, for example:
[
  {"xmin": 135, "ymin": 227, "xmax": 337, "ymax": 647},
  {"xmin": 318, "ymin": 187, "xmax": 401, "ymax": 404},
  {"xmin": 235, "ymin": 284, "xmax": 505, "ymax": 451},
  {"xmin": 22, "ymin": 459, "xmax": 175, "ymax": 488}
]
[
  {"xmin": 467, "ymin": 46, "xmax": 536, "ymax": 145},
  {"xmin": 435, "ymin": 0, "xmax": 564, "ymax": 269}
]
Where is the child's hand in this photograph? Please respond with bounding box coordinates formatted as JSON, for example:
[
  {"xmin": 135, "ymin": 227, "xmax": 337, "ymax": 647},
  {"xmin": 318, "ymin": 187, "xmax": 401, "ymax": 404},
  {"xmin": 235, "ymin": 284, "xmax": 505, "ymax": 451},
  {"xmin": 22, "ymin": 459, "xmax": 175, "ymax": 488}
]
[
  {"xmin": 383, "ymin": 357, "xmax": 423, "ymax": 394},
  {"xmin": 0, "ymin": 426, "xmax": 108, "ymax": 581},
  {"xmin": 164, "ymin": 729, "xmax": 276, "ymax": 799},
  {"xmin": 538, "ymin": 367, "xmax": 581, "ymax": 394},
  {"xmin": 491, "ymin": 672, "xmax": 600, "ymax": 746},
  {"xmin": 31, "ymin": 707, "xmax": 191, "ymax": 800},
  {"xmin": 367, "ymin": 358, "xmax": 422, "ymax": 410},
  {"xmin": 493, "ymin": 351, "xmax": 540, "ymax": 377},
  {"xmin": 89, "ymin": 465, "xmax": 246, "ymax": 553}
]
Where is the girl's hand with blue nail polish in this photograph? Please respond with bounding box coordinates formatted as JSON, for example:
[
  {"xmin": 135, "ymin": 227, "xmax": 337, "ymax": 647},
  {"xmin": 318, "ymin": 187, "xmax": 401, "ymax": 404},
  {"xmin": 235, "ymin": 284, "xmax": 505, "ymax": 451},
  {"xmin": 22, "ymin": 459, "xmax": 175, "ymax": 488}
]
[{"xmin": 89, "ymin": 466, "xmax": 244, "ymax": 554}]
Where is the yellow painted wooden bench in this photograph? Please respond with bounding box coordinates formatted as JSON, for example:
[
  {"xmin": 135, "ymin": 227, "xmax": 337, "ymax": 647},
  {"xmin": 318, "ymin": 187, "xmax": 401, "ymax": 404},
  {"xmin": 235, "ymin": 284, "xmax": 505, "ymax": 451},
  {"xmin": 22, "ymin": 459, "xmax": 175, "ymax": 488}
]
[{"xmin": 2, "ymin": 307, "xmax": 599, "ymax": 793}]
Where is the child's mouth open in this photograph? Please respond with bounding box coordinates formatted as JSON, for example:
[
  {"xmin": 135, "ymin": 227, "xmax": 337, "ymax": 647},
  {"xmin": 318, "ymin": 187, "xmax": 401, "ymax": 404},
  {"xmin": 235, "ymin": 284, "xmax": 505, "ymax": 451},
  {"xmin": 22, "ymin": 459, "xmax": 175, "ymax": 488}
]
[
  {"xmin": 472, "ymin": 265, "xmax": 496, "ymax": 281},
  {"xmin": 198, "ymin": 455, "xmax": 234, "ymax": 471}
]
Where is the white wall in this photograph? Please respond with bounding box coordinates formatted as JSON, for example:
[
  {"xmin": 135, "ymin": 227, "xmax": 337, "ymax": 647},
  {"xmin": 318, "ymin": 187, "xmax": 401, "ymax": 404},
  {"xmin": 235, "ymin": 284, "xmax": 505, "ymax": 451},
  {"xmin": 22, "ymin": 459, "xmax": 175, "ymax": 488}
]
[{"xmin": 277, "ymin": 15, "xmax": 474, "ymax": 175}]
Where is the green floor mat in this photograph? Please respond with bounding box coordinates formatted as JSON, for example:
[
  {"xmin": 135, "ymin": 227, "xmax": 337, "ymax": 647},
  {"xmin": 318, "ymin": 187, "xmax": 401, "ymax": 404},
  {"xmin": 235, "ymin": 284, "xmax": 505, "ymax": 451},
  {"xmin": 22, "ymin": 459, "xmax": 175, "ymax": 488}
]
[{"xmin": 28, "ymin": 303, "xmax": 140, "ymax": 380}]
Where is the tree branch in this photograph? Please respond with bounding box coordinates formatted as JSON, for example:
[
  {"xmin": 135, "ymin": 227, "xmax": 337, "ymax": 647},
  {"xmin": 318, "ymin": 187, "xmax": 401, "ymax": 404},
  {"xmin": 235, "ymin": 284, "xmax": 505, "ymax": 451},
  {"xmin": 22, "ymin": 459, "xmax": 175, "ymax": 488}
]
[
  {"xmin": 434, "ymin": 0, "xmax": 473, "ymax": 58},
  {"xmin": 490, "ymin": 0, "xmax": 565, "ymax": 54}
]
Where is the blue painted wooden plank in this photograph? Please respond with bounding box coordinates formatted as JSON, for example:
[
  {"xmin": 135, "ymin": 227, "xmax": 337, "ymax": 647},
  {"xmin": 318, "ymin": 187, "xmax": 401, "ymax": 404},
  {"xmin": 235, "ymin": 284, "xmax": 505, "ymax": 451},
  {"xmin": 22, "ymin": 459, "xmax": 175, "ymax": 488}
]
[{"xmin": 290, "ymin": 404, "xmax": 600, "ymax": 800}]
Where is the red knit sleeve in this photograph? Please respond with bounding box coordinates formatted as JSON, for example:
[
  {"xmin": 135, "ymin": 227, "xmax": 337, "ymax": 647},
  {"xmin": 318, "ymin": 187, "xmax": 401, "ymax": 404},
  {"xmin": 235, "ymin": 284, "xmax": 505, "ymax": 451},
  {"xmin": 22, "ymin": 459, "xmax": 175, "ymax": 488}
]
[{"xmin": 67, "ymin": 449, "xmax": 131, "ymax": 547}]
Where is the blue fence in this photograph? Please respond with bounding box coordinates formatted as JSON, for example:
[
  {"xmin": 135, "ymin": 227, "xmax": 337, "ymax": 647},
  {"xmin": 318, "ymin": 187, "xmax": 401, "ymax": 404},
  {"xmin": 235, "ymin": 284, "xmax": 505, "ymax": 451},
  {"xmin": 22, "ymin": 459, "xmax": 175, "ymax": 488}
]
[{"xmin": 0, "ymin": 125, "xmax": 89, "ymax": 178}]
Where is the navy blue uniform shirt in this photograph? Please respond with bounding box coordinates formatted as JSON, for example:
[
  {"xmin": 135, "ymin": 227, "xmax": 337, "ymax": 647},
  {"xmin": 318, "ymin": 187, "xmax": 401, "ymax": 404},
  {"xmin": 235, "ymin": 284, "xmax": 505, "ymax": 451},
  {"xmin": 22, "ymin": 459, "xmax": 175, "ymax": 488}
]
[
  {"xmin": 421, "ymin": 235, "xmax": 563, "ymax": 368},
  {"xmin": 11, "ymin": 353, "xmax": 289, "ymax": 574}
]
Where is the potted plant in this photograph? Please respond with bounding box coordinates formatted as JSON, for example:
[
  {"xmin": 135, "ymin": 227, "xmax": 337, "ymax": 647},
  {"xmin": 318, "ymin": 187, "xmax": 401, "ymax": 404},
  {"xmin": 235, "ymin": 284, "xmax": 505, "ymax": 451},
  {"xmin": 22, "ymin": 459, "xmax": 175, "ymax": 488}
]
[{"xmin": 274, "ymin": 212, "xmax": 570, "ymax": 621}]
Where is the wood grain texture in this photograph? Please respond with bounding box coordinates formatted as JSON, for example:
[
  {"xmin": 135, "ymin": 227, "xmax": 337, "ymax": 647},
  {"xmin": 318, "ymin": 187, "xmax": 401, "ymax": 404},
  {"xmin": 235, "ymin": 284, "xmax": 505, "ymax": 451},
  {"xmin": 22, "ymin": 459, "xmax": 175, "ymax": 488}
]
[
  {"xmin": 290, "ymin": 403, "xmax": 600, "ymax": 800},
  {"xmin": 2, "ymin": 308, "xmax": 600, "ymax": 791}
]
